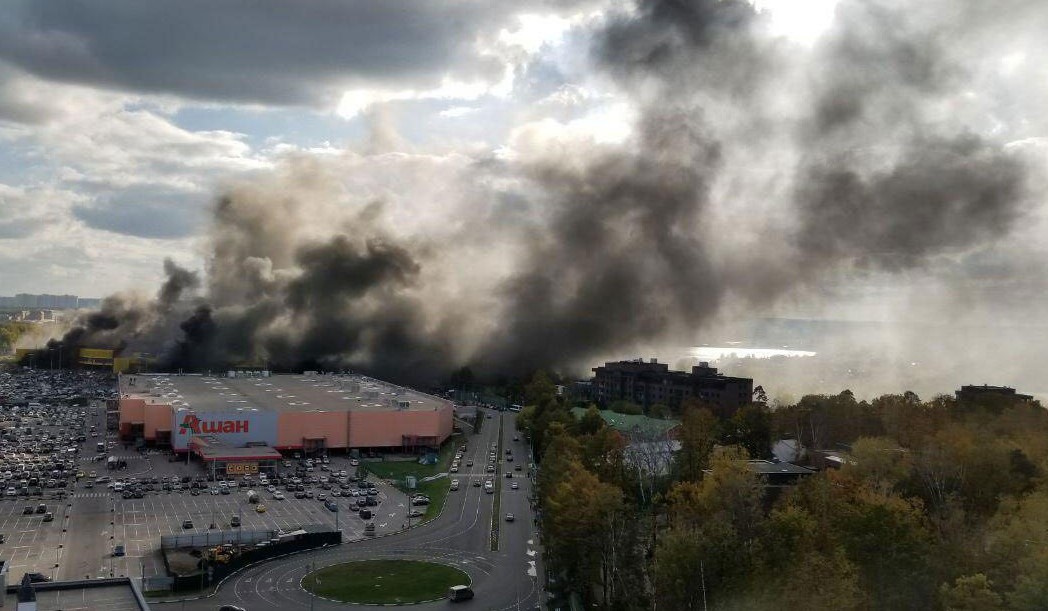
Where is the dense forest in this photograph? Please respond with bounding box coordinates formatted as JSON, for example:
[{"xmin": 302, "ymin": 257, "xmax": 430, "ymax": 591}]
[{"xmin": 517, "ymin": 374, "xmax": 1048, "ymax": 610}]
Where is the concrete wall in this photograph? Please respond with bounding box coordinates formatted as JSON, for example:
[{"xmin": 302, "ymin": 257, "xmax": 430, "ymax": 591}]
[
  {"xmin": 275, "ymin": 411, "xmax": 349, "ymax": 449},
  {"xmin": 121, "ymin": 398, "xmax": 454, "ymax": 450},
  {"xmin": 118, "ymin": 398, "xmax": 147, "ymax": 425},
  {"xmin": 348, "ymin": 405, "xmax": 453, "ymax": 448},
  {"xmin": 143, "ymin": 404, "xmax": 171, "ymax": 441}
]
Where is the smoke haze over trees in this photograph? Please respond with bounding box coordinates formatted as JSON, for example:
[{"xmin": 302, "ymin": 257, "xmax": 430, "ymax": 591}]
[{"xmin": 37, "ymin": 0, "xmax": 1048, "ymax": 386}]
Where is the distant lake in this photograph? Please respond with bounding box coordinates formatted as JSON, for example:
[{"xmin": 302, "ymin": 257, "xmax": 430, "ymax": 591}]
[{"xmin": 688, "ymin": 346, "xmax": 817, "ymax": 360}]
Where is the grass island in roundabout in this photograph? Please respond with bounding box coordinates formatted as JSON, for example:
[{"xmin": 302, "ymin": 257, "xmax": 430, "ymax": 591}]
[{"xmin": 302, "ymin": 559, "xmax": 471, "ymax": 604}]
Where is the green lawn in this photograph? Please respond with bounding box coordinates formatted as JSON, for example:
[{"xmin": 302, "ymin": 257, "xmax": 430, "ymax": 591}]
[
  {"xmin": 414, "ymin": 477, "xmax": 451, "ymax": 520},
  {"xmin": 363, "ymin": 440, "xmax": 457, "ymax": 523},
  {"xmin": 303, "ymin": 560, "xmax": 469, "ymax": 604},
  {"xmin": 364, "ymin": 438, "xmax": 458, "ymax": 480}
]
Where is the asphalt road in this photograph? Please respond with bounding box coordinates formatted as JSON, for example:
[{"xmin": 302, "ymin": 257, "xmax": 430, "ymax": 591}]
[{"xmin": 166, "ymin": 411, "xmax": 544, "ymax": 611}]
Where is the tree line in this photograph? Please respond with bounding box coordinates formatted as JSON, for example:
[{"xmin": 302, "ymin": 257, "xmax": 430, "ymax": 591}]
[
  {"xmin": 0, "ymin": 322, "xmax": 32, "ymax": 355},
  {"xmin": 516, "ymin": 373, "xmax": 1048, "ymax": 610}
]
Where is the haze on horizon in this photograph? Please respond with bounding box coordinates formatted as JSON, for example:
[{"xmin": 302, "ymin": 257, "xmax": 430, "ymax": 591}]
[{"xmin": 2, "ymin": 0, "xmax": 1047, "ymax": 392}]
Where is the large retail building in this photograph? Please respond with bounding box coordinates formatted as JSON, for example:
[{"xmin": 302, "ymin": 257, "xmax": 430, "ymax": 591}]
[{"xmin": 117, "ymin": 372, "xmax": 454, "ymax": 466}]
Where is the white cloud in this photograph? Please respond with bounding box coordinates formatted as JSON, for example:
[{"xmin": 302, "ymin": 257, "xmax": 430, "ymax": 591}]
[{"xmin": 439, "ymin": 106, "xmax": 480, "ymax": 119}]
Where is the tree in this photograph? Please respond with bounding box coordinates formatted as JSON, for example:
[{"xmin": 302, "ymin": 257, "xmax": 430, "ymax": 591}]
[
  {"xmin": 754, "ymin": 545, "xmax": 863, "ymax": 610},
  {"xmin": 939, "ymin": 574, "xmax": 1003, "ymax": 611},
  {"xmin": 833, "ymin": 479, "xmax": 934, "ymax": 608},
  {"xmin": 1009, "ymin": 550, "xmax": 1048, "ymax": 611},
  {"xmin": 515, "ymin": 405, "xmax": 536, "ymax": 437},
  {"xmin": 575, "ymin": 405, "xmax": 605, "ymax": 436},
  {"xmin": 676, "ymin": 407, "xmax": 717, "ymax": 482},
  {"xmin": 544, "ymin": 459, "xmax": 624, "ymax": 603},
  {"xmin": 725, "ymin": 404, "xmax": 772, "ymax": 459},
  {"xmin": 580, "ymin": 426, "xmax": 628, "ymax": 487},
  {"xmin": 647, "ymin": 403, "xmax": 670, "ymax": 419},
  {"xmin": 668, "ymin": 447, "xmax": 762, "ymax": 539},
  {"xmin": 525, "ymin": 370, "xmax": 558, "ymax": 408},
  {"xmin": 536, "ymin": 424, "xmax": 581, "ymax": 500},
  {"xmin": 653, "ymin": 526, "xmax": 709, "ymax": 611},
  {"xmin": 608, "ymin": 400, "xmax": 642, "ymax": 415},
  {"xmin": 845, "ymin": 436, "xmax": 909, "ymax": 494}
]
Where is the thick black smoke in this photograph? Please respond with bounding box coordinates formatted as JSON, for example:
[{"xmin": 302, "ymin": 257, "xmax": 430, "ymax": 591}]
[
  {"xmin": 34, "ymin": 0, "xmax": 1039, "ymax": 385},
  {"xmin": 29, "ymin": 258, "xmax": 198, "ymax": 366}
]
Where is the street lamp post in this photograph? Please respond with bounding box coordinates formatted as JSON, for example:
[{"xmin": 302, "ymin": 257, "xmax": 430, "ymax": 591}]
[{"xmin": 309, "ymin": 560, "xmax": 317, "ymax": 611}]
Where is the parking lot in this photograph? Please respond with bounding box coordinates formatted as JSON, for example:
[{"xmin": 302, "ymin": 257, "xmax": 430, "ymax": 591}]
[
  {"xmin": 0, "ymin": 498, "xmax": 68, "ymax": 579},
  {"xmin": 59, "ymin": 445, "xmax": 410, "ymax": 580},
  {"xmin": 0, "ymin": 369, "xmax": 412, "ymax": 583}
]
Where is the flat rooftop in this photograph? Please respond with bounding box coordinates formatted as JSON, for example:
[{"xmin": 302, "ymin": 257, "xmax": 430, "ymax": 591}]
[
  {"xmin": 190, "ymin": 436, "xmax": 283, "ymax": 461},
  {"xmin": 120, "ymin": 373, "xmax": 448, "ymax": 414},
  {"xmin": 4, "ymin": 577, "xmax": 149, "ymax": 610},
  {"xmin": 747, "ymin": 460, "xmax": 815, "ymax": 475}
]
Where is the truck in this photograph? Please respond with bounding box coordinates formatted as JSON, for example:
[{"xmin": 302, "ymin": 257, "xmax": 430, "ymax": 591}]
[{"xmin": 247, "ymin": 490, "xmax": 260, "ymax": 504}]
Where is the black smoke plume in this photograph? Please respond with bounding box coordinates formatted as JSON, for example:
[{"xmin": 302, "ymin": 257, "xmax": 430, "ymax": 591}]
[{"xmin": 34, "ymin": 0, "xmax": 1039, "ymax": 386}]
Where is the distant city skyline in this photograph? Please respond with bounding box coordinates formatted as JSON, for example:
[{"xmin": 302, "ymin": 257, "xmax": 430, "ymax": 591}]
[{"xmin": 0, "ymin": 293, "xmax": 101, "ymax": 309}]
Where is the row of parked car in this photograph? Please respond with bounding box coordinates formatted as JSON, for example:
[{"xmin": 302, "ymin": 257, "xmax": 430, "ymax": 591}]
[
  {"xmin": 0, "ymin": 369, "xmax": 115, "ymax": 406},
  {"xmin": 0, "ymin": 371, "xmax": 113, "ymax": 505}
]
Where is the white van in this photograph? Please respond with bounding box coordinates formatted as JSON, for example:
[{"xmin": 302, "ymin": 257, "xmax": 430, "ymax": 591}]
[{"xmin": 448, "ymin": 585, "xmax": 474, "ymax": 602}]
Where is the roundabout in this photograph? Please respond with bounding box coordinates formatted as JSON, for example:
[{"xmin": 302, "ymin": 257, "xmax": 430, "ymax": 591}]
[{"xmin": 302, "ymin": 559, "xmax": 471, "ymax": 605}]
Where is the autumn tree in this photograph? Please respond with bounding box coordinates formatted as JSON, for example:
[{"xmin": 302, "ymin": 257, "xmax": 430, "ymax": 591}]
[
  {"xmin": 575, "ymin": 405, "xmax": 605, "ymax": 436},
  {"xmin": 657, "ymin": 448, "xmax": 762, "ymax": 607},
  {"xmin": 844, "ymin": 436, "xmax": 909, "ymax": 494},
  {"xmin": 939, "ymin": 574, "xmax": 1003, "ymax": 611},
  {"xmin": 544, "ymin": 459, "xmax": 624, "ymax": 605},
  {"xmin": 675, "ymin": 407, "xmax": 718, "ymax": 482},
  {"xmin": 724, "ymin": 404, "xmax": 772, "ymax": 459}
]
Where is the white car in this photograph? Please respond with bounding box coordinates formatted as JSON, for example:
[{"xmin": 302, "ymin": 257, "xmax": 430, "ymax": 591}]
[
  {"xmin": 273, "ymin": 491, "xmax": 285, "ymax": 500},
  {"xmin": 511, "ymin": 482, "xmax": 519, "ymax": 490}
]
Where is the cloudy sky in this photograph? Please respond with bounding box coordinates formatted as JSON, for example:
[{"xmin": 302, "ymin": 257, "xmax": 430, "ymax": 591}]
[
  {"xmin": 2, "ymin": 0, "xmax": 1046, "ymax": 334},
  {"xmin": 0, "ymin": 0, "xmax": 839, "ymax": 298}
]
